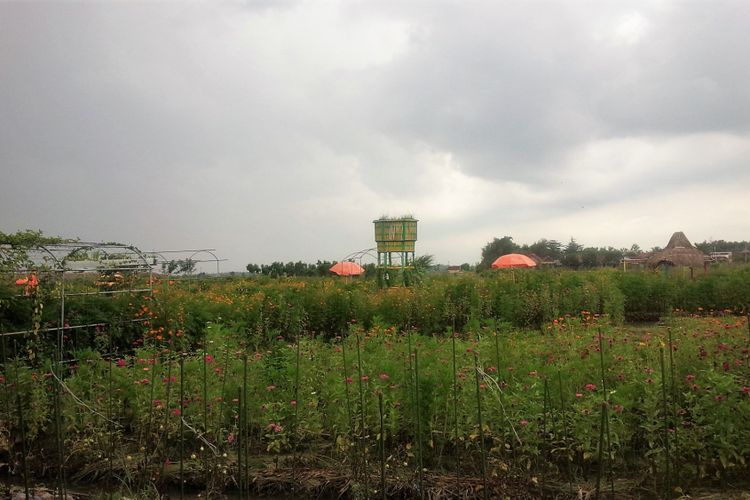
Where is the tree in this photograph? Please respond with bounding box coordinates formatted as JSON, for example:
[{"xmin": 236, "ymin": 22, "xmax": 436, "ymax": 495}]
[
  {"xmin": 561, "ymin": 238, "xmax": 583, "ymax": 268},
  {"xmin": 479, "ymin": 236, "xmax": 519, "ymax": 269},
  {"xmin": 624, "ymin": 244, "xmax": 642, "ymax": 258},
  {"xmin": 525, "ymin": 239, "xmax": 563, "ymax": 261}
]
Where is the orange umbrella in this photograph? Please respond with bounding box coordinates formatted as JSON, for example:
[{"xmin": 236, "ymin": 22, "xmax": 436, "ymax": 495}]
[
  {"xmin": 15, "ymin": 273, "xmax": 39, "ymax": 295},
  {"xmin": 491, "ymin": 254, "xmax": 537, "ymax": 269},
  {"xmin": 330, "ymin": 261, "xmax": 365, "ymax": 276}
]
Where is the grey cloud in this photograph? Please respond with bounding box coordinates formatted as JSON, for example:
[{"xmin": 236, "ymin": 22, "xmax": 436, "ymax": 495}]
[
  {"xmin": 1, "ymin": 2, "xmax": 748, "ymax": 268},
  {"xmin": 363, "ymin": 2, "xmax": 750, "ymax": 183}
]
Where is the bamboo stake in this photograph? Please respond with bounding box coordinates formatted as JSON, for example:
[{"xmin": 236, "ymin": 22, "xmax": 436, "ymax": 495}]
[
  {"xmin": 243, "ymin": 354, "xmax": 249, "ymax": 498},
  {"xmin": 179, "ymin": 355, "xmax": 185, "ymax": 500},
  {"xmin": 340, "ymin": 334, "xmax": 355, "ymax": 476},
  {"xmin": 355, "ymin": 328, "xmax": 369, "ymax": 498},
  {"xmin": 660, "ymin": 348, "xmax": 671, "ymax": 499},
  {"xmin": 378, "ymin": 391, "xmax": 386, "ymax": 500},
  {"xmin": 668, "ymin": 327, "xmax": 679, "ymax": 490},
  {"xmin": 13, "ymin": 344, "xmax": 30, "ymax": 500},
  {"xmin": 293, "ymin": 331, "xmax": 301, "ymax": 493},
  {"xmin": 451, "ymin": 326, "xmax": 461, "ymax": 494},
  {"xmin": 598, "ymin": 329, "xmax": 614, "ymax": 498},
  {"xmin": 474, "ymin": 353, "xmax": 488, "ymax": 500},
  {"xmin": 238, "ymin": 387, "xmax": 243, "ymax": 500},
  {"xmin": 558, "ymin": 371, "xmax": 573, "ymax": 494},
  {"xmin": 414, "ymin": 347, "xmax": 424, "ymax": 499}
]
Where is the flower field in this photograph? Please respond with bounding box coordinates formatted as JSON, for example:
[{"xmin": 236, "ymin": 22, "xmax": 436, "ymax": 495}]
[{"xmin": 1, "ymin": 269, "xmax": 750, "ymax": 498}]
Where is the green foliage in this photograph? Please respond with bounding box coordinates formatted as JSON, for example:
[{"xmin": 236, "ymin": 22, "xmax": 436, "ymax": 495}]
[{"xmin": 478, "ymin": 236, "xmax": 518, "ymax": 270}]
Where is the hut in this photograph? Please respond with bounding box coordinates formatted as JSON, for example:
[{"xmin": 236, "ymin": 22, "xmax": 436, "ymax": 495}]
[{"xmin": 648, "ymin": 231, "xmax": 707, "ymax": 277}]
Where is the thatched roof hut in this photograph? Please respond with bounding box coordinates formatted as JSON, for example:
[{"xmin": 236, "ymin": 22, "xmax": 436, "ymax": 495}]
[{"xmin": 648, "ymin": 231, "xmax": 707, "ymax": 269}]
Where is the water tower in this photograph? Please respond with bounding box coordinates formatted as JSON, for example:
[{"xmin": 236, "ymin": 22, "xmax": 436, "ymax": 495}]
[{"xmin": 373, "ymin": 216, "xmax": 418, "ymax": 287}]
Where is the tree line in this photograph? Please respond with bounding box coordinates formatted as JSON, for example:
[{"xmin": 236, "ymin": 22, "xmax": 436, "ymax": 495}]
[
  {"xmin": 245, "ymin": 260, "xmax": 377, "ymax": 278},
  {"xmin": 478, "ymin": 235, "xmax": 750, "ymax": 270}
]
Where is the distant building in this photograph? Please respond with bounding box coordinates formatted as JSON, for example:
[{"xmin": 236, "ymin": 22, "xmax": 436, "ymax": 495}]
[{"xmin": 648, "ymin": 231, "xmax": 708, "ymax": 277}]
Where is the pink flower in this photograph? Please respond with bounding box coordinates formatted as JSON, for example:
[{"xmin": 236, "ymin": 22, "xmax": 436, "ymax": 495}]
[
  {"xmin": 204, "ymin": 354, "xmax": 214, "ymax": 363},
  {"xmin": 171, "ymin": 408, "xmax": 182, "ymax": 416},
  {"xmin": 266, "ymin": 423, "xmax": 283, "ymax": 433},
  {"xmin": 379, "ymin": 373, "xmax": 390, "ymax": 381},
  {"xmin": 290, "ymin": 400, "xmax": 297, "ymax": 407},
  {"xmin": 575, "ymin": 393, "xmax": 583, "ymax": 398},
  {"xmin": 741, "ymin": 386, "xmax": 750, "ymax": 395},
  {"xmin": 361, "ymin": 375, "xmax": 369, "ymax": 382},
  {"xmin": 714, "ymin": 395, "xmax": 726, "ymax": 402},
  {"xmin": 584, "ymin": 383, "xmax": 597, "ymax": 391},
  {"xmin": 613, "ymin": 404, "xmax": 624, "ymax": 413},
  {"xmin": 519, "ymin": 419, "xmax": 529, "ymax": 426},
  {"xmin": 345, "ymin": 377, "xmax": 353, "ymax": 384},
  {"xmin": 116, "ymin": 359, "xmax": 126, "ymax": 367},
  {"xmin": 266, "ymin": 385, "xmax": 276, "ymax": 392},
  {"xmin": 529, "ymin": 371, "xmax": 538, "ymax": 378},
  {"xmin": 685, "ymin": 374, "xmax": 696, "ymax": 383},
  {"xmin": 227, "ymin": 433, "xmax": 235, "ymax": 444}
]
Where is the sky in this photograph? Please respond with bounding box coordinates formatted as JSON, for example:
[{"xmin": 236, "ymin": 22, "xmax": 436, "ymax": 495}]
[{"xmin": 1, "ymin": 1, "xmax": 749, "ymax": 271}]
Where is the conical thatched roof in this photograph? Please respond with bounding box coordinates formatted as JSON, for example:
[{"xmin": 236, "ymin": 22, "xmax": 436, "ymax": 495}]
[{"xmin": 648, "ymin": 231, "xmax": 707, "ymax": 268}]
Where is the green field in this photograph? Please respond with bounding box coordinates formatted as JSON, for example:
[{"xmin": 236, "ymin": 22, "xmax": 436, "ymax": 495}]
[{"xmin": 2, "ymin": 269, "xmax": 750, "ymax": 498}]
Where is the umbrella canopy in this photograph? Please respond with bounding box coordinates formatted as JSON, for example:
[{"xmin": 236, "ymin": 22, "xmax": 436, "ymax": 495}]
[
  {"xmin": 330, "ymin": 261, "xmax": 365, "ymax": 276},
  {"xmin": 491, "ymin": 254, "xmax": 537, "ymax": 269}
]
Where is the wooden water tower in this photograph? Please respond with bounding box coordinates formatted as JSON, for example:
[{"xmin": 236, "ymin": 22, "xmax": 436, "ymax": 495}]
[{"xmin": 373, "ymin": 216, "xmax": 418, "ymax": 287}]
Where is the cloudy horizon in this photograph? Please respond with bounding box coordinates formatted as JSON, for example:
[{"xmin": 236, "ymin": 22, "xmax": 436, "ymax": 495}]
[{"xmin": 2, "ymin": 1, "xmax": 748, "ymax": 271}]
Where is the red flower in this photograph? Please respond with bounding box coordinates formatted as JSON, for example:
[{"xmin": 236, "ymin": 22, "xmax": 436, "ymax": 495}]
[
  {"xmin": 116, "ymin": 359, "xmax": 126, "ymax": 367},
  {"xmin": 204, "ymin": 354, "xmax": 215, "ymax": 363},
  {"xmin": 171, "ymin": 408, "xmax": 182, "ymax": 416}
]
